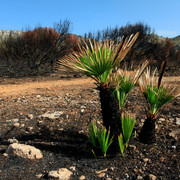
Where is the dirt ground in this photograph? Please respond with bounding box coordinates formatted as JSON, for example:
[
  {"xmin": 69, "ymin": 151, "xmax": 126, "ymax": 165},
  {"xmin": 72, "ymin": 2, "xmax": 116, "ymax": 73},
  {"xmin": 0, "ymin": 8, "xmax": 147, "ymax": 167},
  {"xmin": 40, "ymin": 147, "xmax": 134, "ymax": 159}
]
[{"xmin": 0, "ymin": 74, "xmax": 179, "ymax": 180}]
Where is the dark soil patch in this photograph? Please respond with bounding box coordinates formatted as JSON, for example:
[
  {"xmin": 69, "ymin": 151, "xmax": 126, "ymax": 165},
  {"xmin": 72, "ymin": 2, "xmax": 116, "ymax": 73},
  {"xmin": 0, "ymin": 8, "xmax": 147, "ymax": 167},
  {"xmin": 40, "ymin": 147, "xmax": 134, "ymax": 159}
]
[{"xmin": 0, "ymin": 75, "xmax": 179, "ymax": 180}]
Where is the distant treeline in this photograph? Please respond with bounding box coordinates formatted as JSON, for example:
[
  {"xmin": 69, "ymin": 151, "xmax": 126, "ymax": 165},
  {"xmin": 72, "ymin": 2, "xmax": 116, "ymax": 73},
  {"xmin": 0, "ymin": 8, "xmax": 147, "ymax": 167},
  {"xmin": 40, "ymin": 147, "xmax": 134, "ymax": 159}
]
[
  {"xmin": 0, "ymin": 20, "xmax": 179, "ymax": 77},
  {"xmin": 83, "ymin": 23, "xmax": 180, "ymax": 70}
]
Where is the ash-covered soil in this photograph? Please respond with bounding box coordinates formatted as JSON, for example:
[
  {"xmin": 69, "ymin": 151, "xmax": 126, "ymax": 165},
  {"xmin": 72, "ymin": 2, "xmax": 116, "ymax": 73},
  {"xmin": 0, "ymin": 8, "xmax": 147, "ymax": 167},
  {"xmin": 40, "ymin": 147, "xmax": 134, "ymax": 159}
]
[{"xmin": 0, "ymin": 74, "xmax": 179, "ymax": 180}]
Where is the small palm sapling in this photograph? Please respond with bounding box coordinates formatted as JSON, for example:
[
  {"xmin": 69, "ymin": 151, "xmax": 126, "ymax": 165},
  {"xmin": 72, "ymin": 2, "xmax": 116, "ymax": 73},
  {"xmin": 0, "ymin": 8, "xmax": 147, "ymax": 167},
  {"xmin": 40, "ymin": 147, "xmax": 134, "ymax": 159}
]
[
  {"xmin": 138, "ymin": 65, "xmax": 180, "ymax": 144},
  {"xmin": 88, "ymin": 121, "xmax": 113, "ymax": 157},
  {"xmin": 118, "ymin": 113, "xmax": 136, "ymax": 156}
]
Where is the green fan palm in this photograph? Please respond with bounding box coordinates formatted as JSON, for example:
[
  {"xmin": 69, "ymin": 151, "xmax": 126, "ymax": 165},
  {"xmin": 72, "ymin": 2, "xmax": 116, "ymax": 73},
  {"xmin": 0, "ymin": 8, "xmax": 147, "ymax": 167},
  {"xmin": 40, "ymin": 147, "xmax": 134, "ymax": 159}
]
[
  {"xmin": 108, "ymin": 61, "xmax": 149, "ymax": 110},
  {"xmin": 57, "ymin": 33, "xmax": 139, "ymax": 86},
  {"xmin": 57, "ymin": 33, "xmax": 141, "ymax": 151},
  {"xmin": 138, "ymin": 67, "xmax": 180, "ymax": 144}
]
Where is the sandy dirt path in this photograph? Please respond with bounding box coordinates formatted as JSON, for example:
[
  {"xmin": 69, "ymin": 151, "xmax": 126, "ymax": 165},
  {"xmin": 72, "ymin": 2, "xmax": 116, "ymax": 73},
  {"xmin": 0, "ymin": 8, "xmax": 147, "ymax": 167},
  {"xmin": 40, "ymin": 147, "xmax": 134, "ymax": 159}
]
[
  {"xmin": 0, "ymin": 78, "xmax": 95, "ymax": 97},
  {"xmin": 0, "ymin": 76, "xmax": 179, "ymax": 98}
]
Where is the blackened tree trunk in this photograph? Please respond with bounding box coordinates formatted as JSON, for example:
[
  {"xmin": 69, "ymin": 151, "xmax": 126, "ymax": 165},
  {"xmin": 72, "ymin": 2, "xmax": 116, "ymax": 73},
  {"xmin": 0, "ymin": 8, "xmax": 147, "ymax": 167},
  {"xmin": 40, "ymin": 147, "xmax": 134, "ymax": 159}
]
[
  {"xmin": 139, "ymin": 115, "xmax": 156, "ymax": 144},
  {"xmin": 99, "ymin": 85, "xmax": 122, "ymax": 152}
]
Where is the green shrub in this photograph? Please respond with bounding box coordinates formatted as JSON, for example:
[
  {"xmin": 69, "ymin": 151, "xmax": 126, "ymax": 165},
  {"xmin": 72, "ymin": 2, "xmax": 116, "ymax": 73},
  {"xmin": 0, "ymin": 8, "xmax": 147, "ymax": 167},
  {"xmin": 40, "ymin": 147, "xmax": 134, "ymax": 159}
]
[
  {"xmin": 88, "ymin": 121, "xmax": 113, "ymax": 157},
  {"xmin": 118, "ymin": 113, "xmax": 136, "ymax": 156}
]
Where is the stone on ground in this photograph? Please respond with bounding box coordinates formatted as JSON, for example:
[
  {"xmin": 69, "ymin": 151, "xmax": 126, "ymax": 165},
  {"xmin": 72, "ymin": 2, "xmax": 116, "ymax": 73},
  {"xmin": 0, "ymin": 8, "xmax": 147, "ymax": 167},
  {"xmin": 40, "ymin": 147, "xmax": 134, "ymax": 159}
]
[
  {"xmin": 48, "ymin": 168, "xmax": 73, "ymax": 180},
  {"xmin": 6, "ymin": 143, "xmax": 43, "ymax": 159}
]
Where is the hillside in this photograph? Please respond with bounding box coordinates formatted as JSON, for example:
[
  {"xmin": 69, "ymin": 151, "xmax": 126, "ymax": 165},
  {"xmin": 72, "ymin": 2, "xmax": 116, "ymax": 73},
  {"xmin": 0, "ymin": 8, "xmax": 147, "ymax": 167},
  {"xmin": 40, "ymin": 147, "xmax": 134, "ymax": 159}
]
[
  {"xmin": 0, "ymin": 30, "xmax": 24, "ymax": 41},
  {"xmin": 171, "ymin": 35, "xmax": 180, "ymax": 49}
]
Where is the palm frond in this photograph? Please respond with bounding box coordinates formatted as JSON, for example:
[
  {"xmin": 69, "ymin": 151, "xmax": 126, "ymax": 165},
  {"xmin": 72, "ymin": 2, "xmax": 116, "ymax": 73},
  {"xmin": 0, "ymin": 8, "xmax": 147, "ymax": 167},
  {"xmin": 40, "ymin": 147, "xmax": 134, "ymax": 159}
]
[
  {"xmin": 107, "ymin": 60, "xmax": 149, "ymax": 109},
  {"xmin": 139, "ymin": 67, "xmax": 180, "ymax": 115},
  {"xmin": 57, "ymin": 33, "xmax": 139, "ymax": 85}
]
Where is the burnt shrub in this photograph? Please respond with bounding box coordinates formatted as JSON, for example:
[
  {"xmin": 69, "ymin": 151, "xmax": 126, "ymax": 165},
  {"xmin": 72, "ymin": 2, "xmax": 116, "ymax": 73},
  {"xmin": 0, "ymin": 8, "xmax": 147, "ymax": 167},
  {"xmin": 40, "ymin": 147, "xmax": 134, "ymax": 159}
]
[
  {"xmin": 0, "ymin": 27, "xmax": 61, "ymax": 76},
  {"xmin": 0, "ymin": 20, "xmax": 80, "ymax": 77}
]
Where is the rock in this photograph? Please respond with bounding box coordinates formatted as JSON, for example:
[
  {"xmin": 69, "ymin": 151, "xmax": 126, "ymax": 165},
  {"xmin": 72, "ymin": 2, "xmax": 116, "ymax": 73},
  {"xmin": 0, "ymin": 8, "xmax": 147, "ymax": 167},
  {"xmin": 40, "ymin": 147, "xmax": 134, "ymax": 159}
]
[
  {"xmin": 148, "ymin": 174, "xmax": 157, "ymax": 180},
  {"xmin": 143, "ymin": 158, "xmax": 149, "ymax": 163},
  {"xmin": 159, "ymin": 118, "xmax": 165, "ymax": 122},
  {"xmin": 36, "ymin": 174, "xmax": 43, "ymax": 178},
  {"xmin": 39, "ymin": 111, "xmax": 63, "ymax": 119},
  {"xmin": 6, "ymin": 143, "xmax": 43, "ymax": 159},
  {"xmin": 97, "ymin": 173, "xmax": 106, "ymax": 178},
  {"xmin": 169, "ymin": 118, "xmax": 174, "ymax": 121},
  {"xmin": 48, "ymin": 168, "xmax": 73, "ymax": 180},
  {"xmin": 7, "ymin": 138, "xmax": 18, "ymax": 144},
  {"xmin": 137, "ymin": 175, "xmax": 143, "ymax": 180},
  {"xmin": 96, "ymin": 168, "xmax": 107, "ymax": 178},
  {"xmin": 176, "ymin": 117, "xmax": 180, "ymax": 125},
  {"xmin": 13, "ymin": 118, "xmax": 19, "ymax": 122},
  {"xmin": 95, "ymin": 168, "xmax": 108, "ymax": 174},
  {"xmin": 109, "ymin": 167, "xmax": 115, "ymax": 171},
  {"xmin": 79, "ymin": 175, "xmax": 86, "ymax": 180},
  {"xmin": 69, "ymin": 166, "xmax": 76, "ymax": 171},
  {"xmin": 21, "ymin": 124, "xmax": 25, "ymax": 127},
  {"xmin": 13, "ymin": 123, "xmax": 20, "ymax": 127},
  {"xmin": 169, "ymin": 128, "xmax": 180, "ymax": 140},
  {"xmin": 9, "ymin": 118, "xmax": 19, "ymax": 123},
  {"xmin": 27, "ymin": 114, "xmax": 34, "ymax": 119},
  {"xmin": 36, "ymin": 95, "xmax": 41, "ymax": 98},
  {"xmin": 26, "ymin": 126, "xmax": 33, "ymax": 132},
  {"xmin": 81, "ymin": 109, "xmax": 85, "ymax": 113},
  {"xmin": 3, "ymin": 153, "xmax": 8, "ymax": 157}
]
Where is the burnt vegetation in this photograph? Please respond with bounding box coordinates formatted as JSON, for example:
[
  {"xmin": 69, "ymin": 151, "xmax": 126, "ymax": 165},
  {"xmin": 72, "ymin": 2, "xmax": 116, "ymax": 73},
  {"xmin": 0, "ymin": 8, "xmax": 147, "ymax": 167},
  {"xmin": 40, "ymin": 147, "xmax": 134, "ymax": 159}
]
[{"xmin": 0, "ymin": 21, "xmax": 179, "ymax": 77}]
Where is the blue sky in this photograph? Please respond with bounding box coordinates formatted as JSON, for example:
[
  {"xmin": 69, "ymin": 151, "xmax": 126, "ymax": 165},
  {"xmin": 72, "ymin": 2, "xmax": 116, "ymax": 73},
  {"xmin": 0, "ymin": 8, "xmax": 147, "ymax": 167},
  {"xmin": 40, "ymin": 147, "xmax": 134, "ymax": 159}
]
[{"xmin": 0, "ymin": 0, "xmax": 179, "ymax": 38}]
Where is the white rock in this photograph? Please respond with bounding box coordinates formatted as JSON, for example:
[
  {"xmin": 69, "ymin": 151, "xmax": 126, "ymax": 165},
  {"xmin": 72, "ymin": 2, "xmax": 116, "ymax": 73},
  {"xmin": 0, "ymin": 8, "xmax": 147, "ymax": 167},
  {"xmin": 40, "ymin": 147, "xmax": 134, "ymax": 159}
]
[
  {"xmin": 26, "ymin": 126, "xmax": 33, "ymax": 132},
  {"xmin": 39, "ymin": 111, "xmax": 63, "ymax": 119},
  {"xmin": 159, "ymin": 118, "xmax": 165, "ymax": 122},
  {"xmin": 3, "ymin": 153, "xmax": 8, "ymax": 157},
  {"xmin": 148, "ymin": 174, "xmax": 157, "ymax": 180},
  {"xmin": 13, "ymin": 123, "xmax": 20, "ymax": 127},
  {"xmin": 79, "ymin": 175, "xmax": 86, "ymax": 180},
  {"xmin": 6, "ymin": 143, "xmax": 43, "ymax": 159},
  {"xmin": 95, "ymin": 168, "xmax": 108, "ymax": 176},
  {"xmin": 97, "ymin": 173, "xmax": 106, "ymax": 178},
  {"xmin": 27, "ymin": 114, "xmax": 34, "ymax": 119},
  {"xmin": 12, "ymin": 118, "xmax": 19, "ymax": 123},
  {"xmin": 80, "ymin": 105, "xmax": 86, "ymax": 109},
  {"xmin": 143, "ymin": 158, "xmax": 149, "ymax": 163},
  {"xmin": 36, "ymin": 174, "xmax": 43, "ymax": 178},
  {"xmin": 176, "ymin": 118, "xmax": 180, "ymax": 125},
  {"xmin": 48, "ymin": 168, "xmax": 73, "ymax": 180},
  {"xmin": 169, "ymin": 129, "xmax": 180, "ymax": 140},
  {"xmin": 137, "ymin": 175, "xmax": 143, "ymax": 180},
  {"xmin": 36, "ymin": 95, "xmax": 41, "ymax": 98},
  {"xmin": 69, "ymin": 166, "xmax": 76, "ymax": 171}
]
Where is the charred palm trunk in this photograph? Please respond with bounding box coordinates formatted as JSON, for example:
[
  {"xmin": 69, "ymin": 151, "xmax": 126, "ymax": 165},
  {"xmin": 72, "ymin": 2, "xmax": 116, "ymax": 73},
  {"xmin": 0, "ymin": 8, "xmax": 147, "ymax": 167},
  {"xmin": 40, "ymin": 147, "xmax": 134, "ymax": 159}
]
[
  {"xmin": 139, "ymin": 114, "xmax": 156, "ymax": 144},
  {"xmin": 99, "ymin": 85, "xmax": 122, "ymax": 152}
]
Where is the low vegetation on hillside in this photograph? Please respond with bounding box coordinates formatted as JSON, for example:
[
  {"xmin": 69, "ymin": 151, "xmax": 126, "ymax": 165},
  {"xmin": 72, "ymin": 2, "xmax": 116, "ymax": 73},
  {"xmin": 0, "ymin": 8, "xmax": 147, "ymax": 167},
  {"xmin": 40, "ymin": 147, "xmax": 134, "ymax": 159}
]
[{"xmin": 0, "ymin": 21, "xmax": 179, "ymax": 77}]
